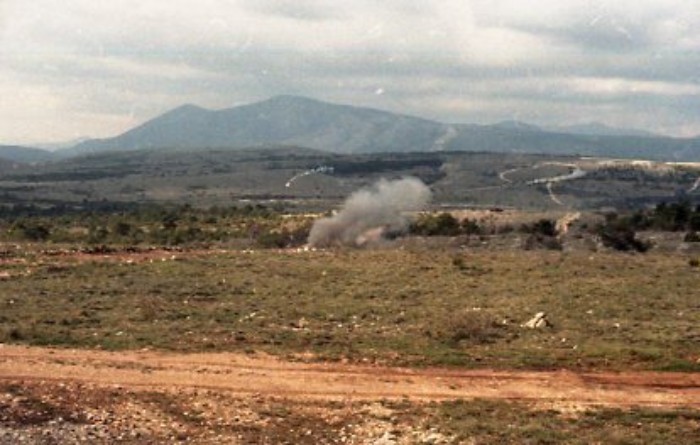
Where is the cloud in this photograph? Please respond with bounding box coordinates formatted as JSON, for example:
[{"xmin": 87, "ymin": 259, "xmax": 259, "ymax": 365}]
[
  {"xmin": 1, "ymin": 1, "xmax": 700, "ymax": 143},
  {"xmin": 242, "ymin": 0, "xmax": 342, "ymax": 22},
  {"xmin": 472, "ymin": 0, "xmax": 700, "ymax": 50}
]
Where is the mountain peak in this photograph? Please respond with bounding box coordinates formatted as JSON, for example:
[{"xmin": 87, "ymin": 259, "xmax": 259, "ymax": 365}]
[
  {"xmin": 266, "ymin": 94, "xmax": 319, "ymax": 102},
  {"xmin": 164, "ymin": 103, "xmax": 208, "ymax": 115},
  {"xmin": 63, "ymin": 95, "xmax": 445, "ymax": 156},
  {"xmin": 260, "ymin": 95, "xmax": 328, "ymax": 108}
]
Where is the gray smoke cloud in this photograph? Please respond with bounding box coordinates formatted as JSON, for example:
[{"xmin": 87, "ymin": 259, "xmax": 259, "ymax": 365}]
[{"xmin": 308, "ymin": 177, "xmax": 431, "ymax": 247}]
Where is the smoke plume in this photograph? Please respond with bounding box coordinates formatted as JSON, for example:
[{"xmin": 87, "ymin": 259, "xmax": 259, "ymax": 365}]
[{"xmin": 308, "ymin": 177, "xmax": 431, "ymax": 247}]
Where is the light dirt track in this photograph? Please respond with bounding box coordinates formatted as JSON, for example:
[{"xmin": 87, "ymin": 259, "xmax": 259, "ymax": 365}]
[{"xmin": 0, "ymin": 345, "xmax": 698, "ymax": 410}]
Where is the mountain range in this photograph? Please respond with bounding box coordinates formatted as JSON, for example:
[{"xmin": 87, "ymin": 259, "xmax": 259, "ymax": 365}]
[
  {"xmin": 64, "ymin": 95, "xmax": 445, "ymax": 157},
  {"xmin": 3, "ymin": 95, "xmax": 700, "ymax": 163},
  {"xmin": 0, "ymin": 145, "xmax": 56, "ymax": 164}
]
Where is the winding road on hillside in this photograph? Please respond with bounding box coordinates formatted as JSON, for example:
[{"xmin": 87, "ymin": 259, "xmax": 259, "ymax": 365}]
[
  {"xmin": 498, "ymin": 162, "xmax": 587, "ymax": 206},
  {"xmin": 689, "ymin": 176, "xmax": 700, "ymax": 193},
  {"xmin": 0, "ymin": 345, "xmax": 698, "ymax": 409}
]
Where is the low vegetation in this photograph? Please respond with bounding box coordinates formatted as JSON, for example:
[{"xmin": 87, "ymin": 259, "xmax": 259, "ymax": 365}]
[
  {"xmin": 0, "ymin": 203, "xmax": 312, "ymax": 248},
  {"xmin": 2, "ymin": 381, "xmax": 697, "ymax": 444},
  {"xmin": 1, "ymin": 243, "xmax": 698, "ymax": 371},
  {"xmin": 1, "ymin": 201, "xmax": 699, "ymax": 372},
  {"xmin": 2, "ymin": 198, "xmax": 699, "ymax": 441},
  {"xmin": 432, "ymin": 399, "xmax": 700, "ymax": 444}
]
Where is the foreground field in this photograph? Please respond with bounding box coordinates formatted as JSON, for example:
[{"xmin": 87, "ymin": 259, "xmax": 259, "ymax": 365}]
[
  {"xmin": 1, "ymin": 345, "xmax": 698, "ymax": 444},
  {"xmin": 1, "ymin": 245, "xmax": 699, "ymax": 443},
  {"xmin": 1, "ymin": 246, "xmax": 698, "ymax": 371}
]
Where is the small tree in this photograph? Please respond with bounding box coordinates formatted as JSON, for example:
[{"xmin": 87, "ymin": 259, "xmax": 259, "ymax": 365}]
[{"xmin": 21, "ymin": 224, "xmax": 50, "ymax": 241}]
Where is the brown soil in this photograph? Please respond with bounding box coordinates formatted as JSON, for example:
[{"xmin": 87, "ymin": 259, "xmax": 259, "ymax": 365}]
[
  {"xmin": 1, "ymin": 345, "xmax": 697, "ymax": 409},
  {"xmin": 1, "ymin": 345, "xmax": 698, "ymax": 443}
]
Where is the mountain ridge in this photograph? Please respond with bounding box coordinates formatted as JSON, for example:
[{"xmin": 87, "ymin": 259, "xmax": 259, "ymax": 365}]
[
  {"xmin": 544, "ymin": 122, "xmax": 658, "ymax": 138},
  {"xmin": 65, "ymin": 95, "xmax": 446, "ymax": 157},
  {"xmin": 0, "ymin": 145, "xmax": 54, "ymax": 163},
  {"xmin": 44, "ymin": 95, "xmax": 700, "ymax": 162}
]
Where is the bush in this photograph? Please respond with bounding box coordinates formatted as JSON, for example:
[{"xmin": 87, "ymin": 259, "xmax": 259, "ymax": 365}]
[
  {"xmin": 112, "ymin": 221, "xmax": 132, "ymax": 237},
  {"xmin": 410, "ymin": 212, "xmax": 473, "ymax": 237},
  {"xmin": 523, "ymin": 234, "xmax": 562, "ymax": 250},
  {"xmin": 519, "ymin": 219, "xmax": 561, "ymax": 250},
  {"xmin": 256, "ymin": 226, "xmax": 310, "ymax": 249},
  {"xmin": 651, "ymin": 201, "xmax": 697, "ymax": 231},
  {"xmin": 684, "ymin": 231, "xmax": 700, "ymax": 243},
  {"xmin": 20, "ymin": 224, "xmax": 51, "ymax": 241},
  {"xmin": 597, "ymin": 224, "xmax": 650, "ymax": 252},
  {"xmin": 521, "ymin": 219, "xmax": 557, "ymax": 237},
  {"xmin": 435, "ymin": 311, "xmax": 504, "ymax": 346},
  {"xmin": 461, "ymin": 218, "xmax": 482, "ymax": 235}
]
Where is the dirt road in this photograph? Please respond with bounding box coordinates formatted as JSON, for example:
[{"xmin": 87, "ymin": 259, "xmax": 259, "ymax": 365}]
[{"xmin": 1, "ymin": 345, "xmax": 697, "ymax": 409}]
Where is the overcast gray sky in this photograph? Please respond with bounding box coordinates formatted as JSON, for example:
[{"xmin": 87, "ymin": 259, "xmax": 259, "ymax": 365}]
[{"xmin": 1, "ymin": 0, "xmax": 699, "ymax": 145}]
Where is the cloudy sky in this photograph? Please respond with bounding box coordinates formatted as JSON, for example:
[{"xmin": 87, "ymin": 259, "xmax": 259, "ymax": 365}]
[{"xmin": 1, "ymin": 0, "xmax": 699, "ymax": 145}]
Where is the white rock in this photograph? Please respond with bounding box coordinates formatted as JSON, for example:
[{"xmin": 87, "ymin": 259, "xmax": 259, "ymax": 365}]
[{"xmin": 522, "ymin": 312, "xmax": 550, "ymax": 328}]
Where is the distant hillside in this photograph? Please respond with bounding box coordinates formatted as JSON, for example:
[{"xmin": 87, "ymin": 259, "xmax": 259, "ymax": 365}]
[
  {"xmin": 35, "ymin": 137, "xmax": 92, "ymax": 151},
  {"xmin": 3, "ymin": 146, "xmax": 698, "ymax": 210},
  {"xmin": 0, "ymin": 145, "xmax": 54, "ymax": 163},
  {"xmin": 0, "ymin": 157, "xmax": 23, "ymax": 174},
  {"xmin": 61, "ymin": 95, "xmax": 700, "ymax": 162},
  {"xmin": 544, "ymin": 122, "xmax": 658, "ymax": 138},
  {"xmin": 65, "ymin": 96, "xmax": 445, "ymax": 156},
  {"xmin": 445, "ymin": 125, "xmax": 700, "ymax": 161}
]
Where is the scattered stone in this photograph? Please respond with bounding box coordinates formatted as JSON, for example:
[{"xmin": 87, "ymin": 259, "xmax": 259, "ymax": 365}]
[
  {"xmin": 522, "ymin": 311, "xmax": 551, "ymax": 329},
  {"xmin": 372, "ymin": 430, "xmax": 397, "ymax": 445},
  {"xmin": 420, "ymin": 430, "xmax": 450, "ymax": 444}
]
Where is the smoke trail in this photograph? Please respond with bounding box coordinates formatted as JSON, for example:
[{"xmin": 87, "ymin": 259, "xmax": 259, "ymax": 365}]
[{"xmin": 308, "ymin": 177, "xmax": 431, "ymax": 247}]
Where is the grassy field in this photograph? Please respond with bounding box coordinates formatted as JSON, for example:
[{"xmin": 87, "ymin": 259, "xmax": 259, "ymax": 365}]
[{"xmin": 1, "ymin": 245, "xmax": 698, "ymax": 371}]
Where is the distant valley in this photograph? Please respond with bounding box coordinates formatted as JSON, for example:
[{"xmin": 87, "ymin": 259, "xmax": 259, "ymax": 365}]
[{"xmin": 0, "ymin": 146, "xmax": 697, "ymax": 211}]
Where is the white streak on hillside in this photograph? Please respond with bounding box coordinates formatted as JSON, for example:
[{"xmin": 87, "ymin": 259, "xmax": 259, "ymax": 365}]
[
  {"xmin": 285, "ymin": 166, "xmax": 334, "ymax": 188},
  {"xmin": 688, "ymin": 176, "xmax": 700, "ymax": 193}
]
